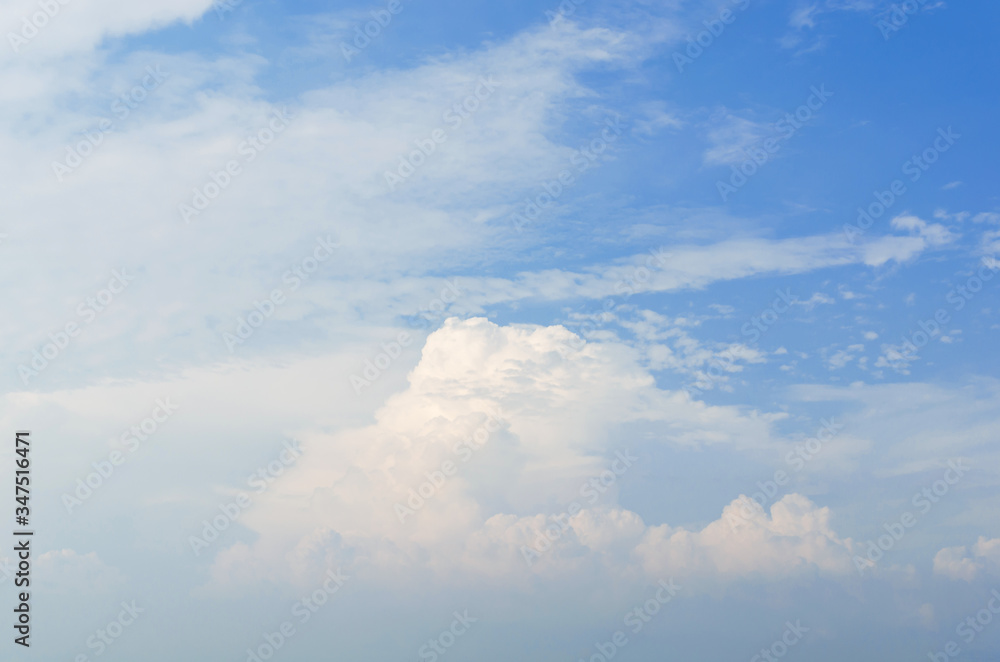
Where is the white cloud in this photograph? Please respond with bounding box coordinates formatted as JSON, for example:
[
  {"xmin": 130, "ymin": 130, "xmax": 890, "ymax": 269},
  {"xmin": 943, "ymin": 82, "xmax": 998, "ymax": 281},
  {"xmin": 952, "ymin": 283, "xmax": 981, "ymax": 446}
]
[
  {"xmin": 826, "ymin": 344, "xmax": 864, "ymax": 370},
  {"xmin": 458, "ymin": 492, "xmax": 859, "ymax": 586},
  {"xmin": 0, "ymin": 17, "xmax": 654, "ymax": 388},
  {"xmin": 185, "ymin": 317, "xmax": 835, "ymax": 593},
  {"xmin": 789, "ymin": 5, "xmax": 820, "ymax": 29},
  {"xmin": 934, "ymin": 537, "xmax": 1000, "ymax": 582},
  {"xmin": 610, "ymin": 309, "xmax": 767, "ymax": 390},
  {"xmin": 860, "ymin": 215, "xmax": 955, "ymax": 267},
  {"xmin": 36, "ymin": 548, "xmax": 126, "ymax": 593},
  {"xmin": 0, "ymin": 0, "xmax": 215, "ymax": 63},
  {"xmin": 973, "ymin": 212, "xmax": 1000, "ymax": 225},
  {"xmin": 635, "ymin": 493, "xmax": 857, "ymax": 581},
  {"xmin": 891, "ymin": 214, "xmax": 955, "ymax": 246},
  {"xmin": 793, "ymin": 292, "xmax": 836, "ymax": 310},
  {"xmin": 0, "ymin": 10, "xmax": 954, "ymax": 396}
]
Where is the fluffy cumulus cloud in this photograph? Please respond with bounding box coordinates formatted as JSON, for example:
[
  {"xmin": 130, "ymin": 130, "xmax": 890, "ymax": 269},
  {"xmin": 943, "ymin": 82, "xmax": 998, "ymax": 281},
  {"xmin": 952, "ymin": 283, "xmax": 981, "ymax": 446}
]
[
  {"xmin": 198, "ymin": 318, "xmax": 855, "ymax": 595},
  {"xmin": 1, "ymin": 0, "xmax": 997, "ymax": 658},
  {"xmin": 634, "ymin": 494, "xmax": 856, "ymax": 581},
  {"xmin": 934, "ymin": 537, "xmax": 1000, "ymax": 582}
]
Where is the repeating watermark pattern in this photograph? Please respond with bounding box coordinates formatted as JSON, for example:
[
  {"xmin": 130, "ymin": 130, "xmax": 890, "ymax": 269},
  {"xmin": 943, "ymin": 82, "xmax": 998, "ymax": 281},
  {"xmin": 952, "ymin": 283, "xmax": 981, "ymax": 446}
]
[
  {"xmin": 7, "ymin": 0, "xmax": 73, "ymax": 53},
  {"xmin": 684, "ymin": 288, "xmax": 798, "ymax": 398},
  {"xmin": 928, "ymin": 588, "xmax": 1000, "ymax": 661},
  {"xmin": 748, "ymin": 621, "xmax": 809, "ymax": 662},
  {"xmin": 843, "ymin": 127, "xmax": 960, "ymax": 243},
  {"xmin": 179, "ymin": 107, "xmax": 294, "ymax": 223},
  {"xmin": 77, "ymin": 601, "xmax": 145, "ymax": 659},
  {"xmin": 62, "ymin": 399, "xmax": 179, "ymax": 514},
  {"xmin": 350, "ymin": 331, "xmax": 415, "ymax": 394},
  {"xmin": 0, "ymin": 556, "xmax": 13, "ymax": 585},
  {"xmin": 510, "ymin": 115, "xmax": 625, "ymax": 233},
  {"xmin": 726, "ymin": 416, "xmax": 844, "ymax": 530},
  {"xmin": 18, "ymin": 269, "xmax": 135, "ymax": 385},
  {"xmin": 544, "ymin": 0, "xmax": 586, "ymax": 24},
  {"xmin": 716, "ymin": 85, "xmax": 832, "ymax": 202},
  {"xmin": 52, "ymin": 65, "xmax": 169, "ymax": 182},
  {"xmin": 394, "ymin": 408, "xmax": 505, "ymax": 523},
  {"xmin": 672, "ymin": 0, "xmax": 752, "ymax": 72},
  {"xmin": 223, "ymin": 235, "xmax": 340, "ymax": 352},
  {"xmin": 244, "ymin": 568, "xmax": 350, "ymax": 661},
  {"xmin": 1, "ymin": 2, "xmax": 992, "ymax": 658},
  {"xmin": 738, "ymin": 289, "xmax": 798, "ymax": 344},
  {"xmin": 881, "ymin": 256, "xmax": 998, "ymax": 372},
  {"xmin": 417, "ymin": 611, "xmax": 477, "ymax": 661},
  {"xmin": 352, "ymin": 279, "xmax": 463, "ymax": 395},
  {"xmin": 876, "ymin": 0, "xmax": 938, "ymax": 40},
  {"xmin": 341, "ymin": 0, "xmax": 407, "ymax": 61},
  {"xmin": 576, "ymin": 580, "xmax": 679, "ymax": 662},
  {"xmin": 520, "ymin": 450, "xmax": 637, "ymax": 565},
  {"xmin": 189, "ymin": 440, "xmax": 302, "ymax": 556},
  {"xmin": 854, "ymin": 459, "xmax": 970, "ymax": 573},
  {"xmin": 555, "ymin": 247, "xmax": 672, "ymax": 358},
  {"xmin": 405, "ymin": 279, "xmax": 464, "ymax": 330},
  {"xmin": 212, "ymin": 0, "xmax": 244, "ymax": 20},
  {"xmin": 384, "ymin": 76, "xmax": 501, "ymax": 191}
]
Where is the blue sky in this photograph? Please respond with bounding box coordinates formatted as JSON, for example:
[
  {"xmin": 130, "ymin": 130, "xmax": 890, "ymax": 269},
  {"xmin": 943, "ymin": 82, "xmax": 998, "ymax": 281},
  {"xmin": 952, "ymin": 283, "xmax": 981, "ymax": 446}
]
[{"xmin": 1, "ymin": 0, "xmax": 999, "ymax": 660}]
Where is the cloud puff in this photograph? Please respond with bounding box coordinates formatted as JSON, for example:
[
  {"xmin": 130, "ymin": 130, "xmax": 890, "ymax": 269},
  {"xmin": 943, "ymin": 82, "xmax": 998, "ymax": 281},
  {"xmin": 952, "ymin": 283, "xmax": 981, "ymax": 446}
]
[
  {"xmin": 934, "ymin": 537, "xmax": 1000, "ymax": 582},
  {"xmin": 197, "ymin": 317, "xmax": 856, "ymax": 594},
  {"xmin": 862, "ymin": 214, "xmax": 956, "ymax": 267},
  {"xmin": 468, "ymin": 493, "xmax": 857, "ymax": 586},
  {"xmin": 635, "ymin": 494, "xmax": 856, "ymax": 581},
  {"xmin": 36, "ymin": 548, "xmax": 126, "ymax": 593}
]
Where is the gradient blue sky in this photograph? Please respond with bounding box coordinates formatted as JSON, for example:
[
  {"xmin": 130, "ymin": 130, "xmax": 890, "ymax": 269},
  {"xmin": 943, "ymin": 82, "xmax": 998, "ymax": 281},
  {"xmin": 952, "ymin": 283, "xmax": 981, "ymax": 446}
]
[{"xmin": 1, "ymin": 0, "xmax": 999, "ymax": 660}]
